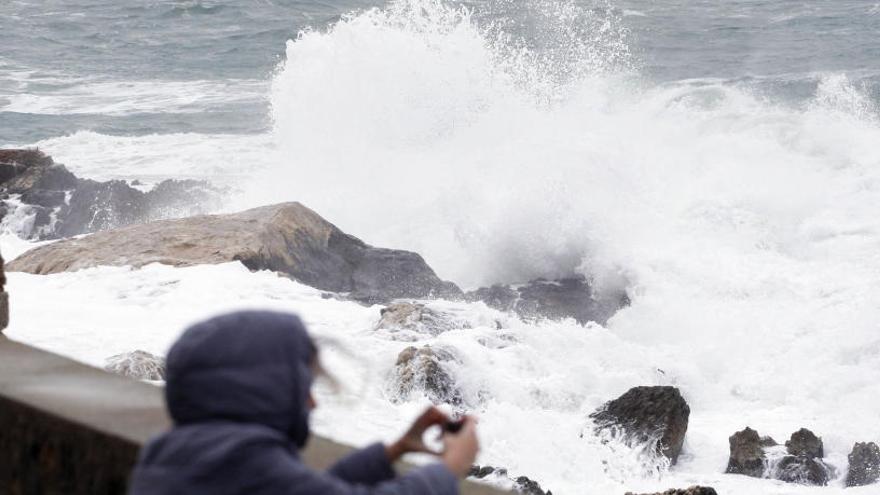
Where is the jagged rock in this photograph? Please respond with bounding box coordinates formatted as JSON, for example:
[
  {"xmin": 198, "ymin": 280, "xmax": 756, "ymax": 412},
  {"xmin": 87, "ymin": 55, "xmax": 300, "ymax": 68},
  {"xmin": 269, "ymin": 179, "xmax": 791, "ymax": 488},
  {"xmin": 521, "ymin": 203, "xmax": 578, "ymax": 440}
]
[
  {"xmin": 466, "ymin": 276, "xmax": 628, "ymax": 325},
  {"xmin": 375, "ymin": 302, "xmax": 470, "ymax": 338},
  {"xmin": 759, "ymin": 436, "xmax": 778, "ymax": 447},
  {"xmin": 0, "ymin": 149, "xmax": 224, "ymax": 240},
  {"xmin": 8, "ymin": 202, "xmax": 461, "ymax": 303},
  {"xmin": 846, "ymin": 442, "xmax": 880, "ymax": 487},
  {"xmin": 104, "ymin": 350, "xmax": 165, "ymax": 381},
  {"xmin": 725, "ymin": 427, "xmax": 766, "ymax": 477},
  {"xmin": 589, "ymin": 386, "xmax": 690, "ymax": 465},
  {"xmin": 390, "ymin": 345, "xmax": 461, "ymax": 405},
  {"xmin": 775, "ymin": 455, "xmax": 831, "ymax": 486},
  {"xmin": 466, "ymin": 466, "xmax": 550, "ymax": 495},
  {"xmin": 785, "ymin": 428, "xmax": 823, "ymax": 458},
  {"xmin": 624, "ymin": 487, "xmax": 717, "ymax": 495}
]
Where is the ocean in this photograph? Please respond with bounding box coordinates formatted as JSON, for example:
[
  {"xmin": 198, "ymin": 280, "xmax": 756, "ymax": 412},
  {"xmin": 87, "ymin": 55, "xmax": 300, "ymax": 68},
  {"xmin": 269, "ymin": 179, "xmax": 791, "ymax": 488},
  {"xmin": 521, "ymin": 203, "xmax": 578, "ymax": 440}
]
[{"xmin": 3, "ymin": 0, "xmax": 880, "ymax": 493}]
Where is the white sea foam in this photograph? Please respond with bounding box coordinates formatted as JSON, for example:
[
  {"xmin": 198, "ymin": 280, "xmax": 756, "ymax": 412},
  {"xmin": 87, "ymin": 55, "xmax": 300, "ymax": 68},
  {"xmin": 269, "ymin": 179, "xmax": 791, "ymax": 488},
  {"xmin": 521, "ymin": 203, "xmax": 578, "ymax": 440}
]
[{"xmin": 5, "ymin": 0, "xmax": 880, "ymax": 493}]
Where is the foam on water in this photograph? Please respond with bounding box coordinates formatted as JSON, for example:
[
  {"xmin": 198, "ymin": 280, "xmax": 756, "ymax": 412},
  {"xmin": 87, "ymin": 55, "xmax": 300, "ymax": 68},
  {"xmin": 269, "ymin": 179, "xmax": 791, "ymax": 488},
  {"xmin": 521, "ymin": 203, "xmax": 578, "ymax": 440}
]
[{"xmin": 4, "ymin": 0, "xmax": 880, "ymax": 493}]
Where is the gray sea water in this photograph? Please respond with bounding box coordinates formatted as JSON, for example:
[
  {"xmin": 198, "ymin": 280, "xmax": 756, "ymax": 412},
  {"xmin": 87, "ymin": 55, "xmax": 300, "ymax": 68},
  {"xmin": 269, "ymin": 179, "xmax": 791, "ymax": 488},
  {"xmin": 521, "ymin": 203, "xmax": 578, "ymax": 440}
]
[{"xmin": 1, "ymin": 0, "xmax": 878, "ymax": 144}]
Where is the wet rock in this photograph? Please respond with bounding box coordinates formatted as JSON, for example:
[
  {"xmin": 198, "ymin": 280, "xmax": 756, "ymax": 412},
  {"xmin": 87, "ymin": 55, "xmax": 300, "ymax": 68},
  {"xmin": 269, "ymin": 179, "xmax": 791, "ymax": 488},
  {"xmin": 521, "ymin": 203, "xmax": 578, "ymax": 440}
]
[
  {"xmin": 0, "ymin": 149, "xmax": 224, "ymax": 240},
  {"xmin": 589, "ymin": 386, "xmax": 690, "ymax": 465},
  {"xmin": 846, "ymin": 442, "xmax": 880, "ymax": 487},
  {"xmin": 725, "ymin": 427, "xmax": 766, "ymax": 478},
  {"xmin": 625, "ymin": 487, "xmax": 717, "ymax": 495},
  {"xmin": 390, "ymin": 345, "xmax": 461, "ymax": 405},
  {"xmin": 8, "ymin": 202, "xmax": 460, "ymax": 303},
  {"xmin": 467, "ymin": 466, "xmax": 550, "ymax": 495},
  {"xmin": 104, "ymin": 350, "xmax": 166, "ymax": 381},
  {"xmin": 514, "ymin": 476, "xmax": 549, "ymax": 495},
  {"xmin": 466, "ymin": 276, "xmax": 628, "ymax": 325},
  {"xmin": 759, "ymin": 435, "xmax": 778, "ymax": 447},
  {"xmin": 775, "ymin": 455, "xmax": 831, "ymax": 486},
  {"xmin": 375, "ymin": 302, "xmax": 470, "ymax": 338},
  {"xmin": 785, "ymin": 428, "xmax": 823, "ymax": 459}
]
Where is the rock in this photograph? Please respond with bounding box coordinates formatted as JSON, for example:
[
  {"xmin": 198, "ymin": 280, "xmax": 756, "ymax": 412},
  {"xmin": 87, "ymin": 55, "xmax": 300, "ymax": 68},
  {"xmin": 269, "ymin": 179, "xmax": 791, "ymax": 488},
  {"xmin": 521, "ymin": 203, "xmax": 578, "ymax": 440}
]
[
  {"xmin": 0, "ymin": 149, "xmax": 224, "ymax": 240},
  {"xmin": 589, "ymin": 386, "xmax": 690, "ymax": 465},
  {"xmin": 725, "ymin": 427, "xmax": 766, "ymax": 478},
  {"xmin": 774, "ymin": 455, "xmax": 831, "ymax": 486},
  {"xmin": 375, "ymin": 302, "xmax": 470, "ymax": 338},
  {"xmin": 390, "ymin": 345, "xmax": 461, "ymax": 405},
  {"xmin": 8, "ymin": 202, "xmax": 461, "ymax": 303},
  {"xmin": 466, "ymin": 276, "xmax": 628, "ymax": 325},
  {"xmin": 624, "ymin": 487, "xmax": 717, "ymax": 495},
  {"xmin": 759, "ymin": 435, "xmax": 778, "ymax": 447},
  {"xmin": 104, "ymin": 350, "xmax": 165, "ymax": 381},
  {"xmin": 846, "ymin": 442, "xmax": 880, "ymax": 487},
  {"xmin": 785, "ymin": 428, "xmax": 823, "ymax": 458},
  {"xmin": 514, "ymin": 476, "xmax": 549, "ymax": 495},
  {"xmin": 466, "ymin": 466, "xmax": 550, "ymax": 495}
]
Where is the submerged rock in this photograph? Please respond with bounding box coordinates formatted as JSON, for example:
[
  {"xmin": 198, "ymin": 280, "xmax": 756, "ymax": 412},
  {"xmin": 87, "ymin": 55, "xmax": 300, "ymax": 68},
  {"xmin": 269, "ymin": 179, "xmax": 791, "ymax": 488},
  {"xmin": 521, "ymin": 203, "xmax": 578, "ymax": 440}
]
[
  {"xmin": 774, "ymin": 454, "xmax": 832, "ymax": 486},
  {"xmin": 0, "ymin": 148, "xmax": 223, "ymax": 240},
  {"xmin": 104, "ymin": 350, "xmax": 166, "ymax": 381},
  {"xmin": 589, "ymin": 386, "xmax": 690, "ymax": 465},
  {"xmin": 725, "ymin": 427, "xmax": 766, "ymax": 478},
  {"xmin": 7, "ymin": 202, "xmax": 461, "ymax": 303},
  {"xmin": 846, "ymin": 442, "xmax": 880, "ymax": 487},
  {"xmin": 625, "ymin": 487, "xmax": 717, "ymax": 495},
  {"xmin": 374, "ymin": 302, "xmax": 470, "ymax": 338},
  {"xmin": 466, "ymin": 276, "xmax": 628, "ymax": 325},
  {"xmin": 467, "ymin": 465, "xmax": 551, "ymax": 495},
  {"xmin": 389, "ymin": 345, "xmax": 461, "ymax": 405}
]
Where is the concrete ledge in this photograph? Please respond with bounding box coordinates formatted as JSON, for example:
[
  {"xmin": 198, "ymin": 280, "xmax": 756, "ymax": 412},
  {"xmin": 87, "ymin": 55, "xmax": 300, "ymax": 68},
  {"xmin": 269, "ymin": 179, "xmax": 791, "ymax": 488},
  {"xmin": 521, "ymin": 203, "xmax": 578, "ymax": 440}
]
[{"xmin": 0, "ymin": 337, "xmax": 509, "ymax": 494}]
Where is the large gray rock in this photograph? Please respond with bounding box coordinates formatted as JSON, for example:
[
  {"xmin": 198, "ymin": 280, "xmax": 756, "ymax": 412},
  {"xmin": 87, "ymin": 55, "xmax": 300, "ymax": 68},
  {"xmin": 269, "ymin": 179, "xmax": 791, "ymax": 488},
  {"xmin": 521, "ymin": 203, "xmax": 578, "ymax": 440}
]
[
  {"xmin": 588, "ymin": 386, "xmax": 690, "ymax": 465},
  {"xmin": 8, "ymin": 202, "xmax": 461, "ymax": 304},
  {"xmin": 104, "ymin": 350, "xmax": 166, "ymax": 381},
  {"xmin": 774, "ymin": 455, "xmax": 832, "ymax": 486},
  {"xmin": 846, "ymin": 442, "xmax": 880, "ymax": 487},
  {"xmin": 467, "ymin": 465, "xmax": 551, "ymax": 495},
  {"xmin": 725, "ymin": 427, "xmax": 766, "ymax": 477},
  {"xmin": 785, "ymin": 428, "xmax": 823, "ymax": 458},
  {"xmin": 389, "ymin": 345, "xmax": 462, "ymax": 405},
  {"xmin": 466, "ymin": 276, "xmax": 628, "ymax": 325},
  {"xmin": 0, "ymin": 149, "xmax": 223, "ymax": 240}
]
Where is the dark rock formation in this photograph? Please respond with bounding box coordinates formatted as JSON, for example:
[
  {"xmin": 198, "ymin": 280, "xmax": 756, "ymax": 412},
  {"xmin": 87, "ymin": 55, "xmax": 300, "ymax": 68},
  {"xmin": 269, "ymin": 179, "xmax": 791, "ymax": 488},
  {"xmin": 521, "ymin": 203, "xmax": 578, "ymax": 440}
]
[
  {"xmin": 7, "ymin": 202, "xmax": 461, "ymax": 303},
  {"xmin": 375, "ymin": 302, "xmax": 470, "ymax": 338},
  {"xmin": 759, "ymin": 436, "xmax": 778, "ymax": 447},
  {"xmin": 467, "ymin": 465, "xmax": 551, "ymax": 495},
  {"xmin": 774, "ymin": 455, "xmax": 831, "ymax": 486},
  {"xmin": 104, "ymin": 350, "xmax": 166, "ymax": 381},
  {"xmin": 846, "ymin": 442, "xmax": 880, "ymax": 487},
  {"xmin": 785, "ymin": 428, "xmax": 823, "ymax": 458},
  {"xmin": 624, "ymin": 487, "xmax": 717, "ymax": 495},
  {"xmin": 589, "ymin": 386, "xmax": 690, "ymax": 465},
  {"xmin": 390, "ymin": 345, "xmax": 461, "ymax": 405},
  {"xmin": 466, "ymin": 276, "xmax": 628, "ymax": 325},
  {"xmin": 725, "ymin": 427, "xmax": 766, "ymax": 477},
  {"xmin": 0, "ymin": 148, "xmax": 223, "ymax": 240}
]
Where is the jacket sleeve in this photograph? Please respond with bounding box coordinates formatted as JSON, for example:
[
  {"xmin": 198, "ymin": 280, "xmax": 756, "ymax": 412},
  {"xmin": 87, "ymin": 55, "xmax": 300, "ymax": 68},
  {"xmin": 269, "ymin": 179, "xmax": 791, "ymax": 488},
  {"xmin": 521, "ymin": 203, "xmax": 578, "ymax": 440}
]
[
  {"xmin": 327, "ymin": 443, "xmax": 396, "ymax": 485},
  {"xmin": 250, "ymin": 445, "xmax": 460, "ymax": 495}
]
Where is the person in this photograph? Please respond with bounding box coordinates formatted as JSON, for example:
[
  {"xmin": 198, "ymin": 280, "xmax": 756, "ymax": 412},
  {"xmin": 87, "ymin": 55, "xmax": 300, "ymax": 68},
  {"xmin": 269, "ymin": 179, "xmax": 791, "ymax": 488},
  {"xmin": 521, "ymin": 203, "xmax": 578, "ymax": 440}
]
[{"xmin": 129, "ymin": 310, "xmax": 479, "ymax": 495}]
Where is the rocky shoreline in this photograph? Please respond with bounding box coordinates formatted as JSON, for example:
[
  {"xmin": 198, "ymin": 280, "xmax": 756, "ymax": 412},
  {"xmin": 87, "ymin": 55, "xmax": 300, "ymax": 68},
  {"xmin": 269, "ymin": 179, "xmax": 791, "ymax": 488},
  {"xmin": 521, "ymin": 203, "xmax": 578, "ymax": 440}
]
[{"xmin": 3, "ymin": 148, "xmax": 879, "ymax": 494}]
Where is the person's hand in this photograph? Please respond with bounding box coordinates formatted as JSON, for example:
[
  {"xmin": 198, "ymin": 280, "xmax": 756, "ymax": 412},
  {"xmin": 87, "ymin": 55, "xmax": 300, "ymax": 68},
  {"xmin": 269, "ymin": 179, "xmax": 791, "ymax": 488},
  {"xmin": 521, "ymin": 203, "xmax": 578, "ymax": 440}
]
[
  {"xmin": 385, "ymin": 406, "xmax": 450, "ymax": 462},
  {"xmin": 441, "ymin": 415, "xmax": 479, "ymax": 478}
]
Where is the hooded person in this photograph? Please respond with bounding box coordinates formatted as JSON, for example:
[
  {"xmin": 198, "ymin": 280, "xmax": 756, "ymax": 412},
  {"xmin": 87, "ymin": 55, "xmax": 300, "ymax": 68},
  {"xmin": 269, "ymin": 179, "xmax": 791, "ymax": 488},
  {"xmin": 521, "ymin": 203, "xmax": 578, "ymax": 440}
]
[{"xmin": 129, "ymin": 310, "xmax": 479, "ymax": 495}]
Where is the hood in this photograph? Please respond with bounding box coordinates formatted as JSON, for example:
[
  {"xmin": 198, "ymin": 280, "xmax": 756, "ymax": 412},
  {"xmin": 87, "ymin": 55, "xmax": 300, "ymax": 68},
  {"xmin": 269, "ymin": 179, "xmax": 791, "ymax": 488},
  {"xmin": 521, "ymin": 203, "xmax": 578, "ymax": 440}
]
[{"xmin": 164, "ymin": 310, "xmax": 316, "ymax": 447}]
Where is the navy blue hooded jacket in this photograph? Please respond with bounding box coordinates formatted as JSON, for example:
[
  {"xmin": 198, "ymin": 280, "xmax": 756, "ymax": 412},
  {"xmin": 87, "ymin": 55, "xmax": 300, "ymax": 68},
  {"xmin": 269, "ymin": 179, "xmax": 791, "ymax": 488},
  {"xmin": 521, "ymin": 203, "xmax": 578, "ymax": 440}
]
[{"xmin": 129, "ymin": 311, "xmax": 458, "ymax": 495}]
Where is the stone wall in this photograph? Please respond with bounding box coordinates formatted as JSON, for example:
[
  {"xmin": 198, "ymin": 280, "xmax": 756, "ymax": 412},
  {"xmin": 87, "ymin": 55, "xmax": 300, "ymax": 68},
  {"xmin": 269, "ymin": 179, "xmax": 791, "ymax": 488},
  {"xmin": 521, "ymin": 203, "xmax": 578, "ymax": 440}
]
[{"xmin": 0, "ymin": 338, "xmax": 508, "ymax": 494}]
